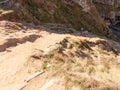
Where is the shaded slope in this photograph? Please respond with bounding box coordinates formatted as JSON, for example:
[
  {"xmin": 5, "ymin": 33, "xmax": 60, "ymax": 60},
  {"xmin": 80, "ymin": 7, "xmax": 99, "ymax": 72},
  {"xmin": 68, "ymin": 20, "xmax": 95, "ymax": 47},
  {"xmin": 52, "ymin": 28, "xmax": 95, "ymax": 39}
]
[
  {"xmin": 0, "ymin": 0, "xmax": 119, "ymax": 40},
  {"xmin": 19, "ymin": 0, "xmax": 116, "ymax": 38}
]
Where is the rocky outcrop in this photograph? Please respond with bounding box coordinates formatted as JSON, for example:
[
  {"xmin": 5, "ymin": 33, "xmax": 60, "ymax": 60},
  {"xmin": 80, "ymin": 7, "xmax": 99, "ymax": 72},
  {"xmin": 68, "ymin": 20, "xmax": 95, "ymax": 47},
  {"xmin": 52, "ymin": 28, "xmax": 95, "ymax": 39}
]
[
  {"xmin": 0, "ymin": 0, "xmax": 23, "ymax": 22},
  {"xmin": 0, "ymin": 0, "xmax": 15, "ymax": 9},
  {"xmin": 19, "ymin": 0, "xmax": 109, "ymax": 36},
  {"xmin": 0, "ymin": 0, "xmax": 119, "ymax": 40},
  {"xmin": 93, "ymin": 0, "xmax": 119, "ymax": 6},
  {"xmin": 93, "ymin": 0, "xmax": 120, "ymax": 23}
]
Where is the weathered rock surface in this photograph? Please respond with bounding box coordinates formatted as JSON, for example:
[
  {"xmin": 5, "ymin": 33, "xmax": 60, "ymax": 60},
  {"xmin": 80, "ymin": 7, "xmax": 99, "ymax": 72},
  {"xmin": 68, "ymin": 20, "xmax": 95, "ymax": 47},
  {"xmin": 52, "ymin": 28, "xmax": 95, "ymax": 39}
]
[
  {"xmin": 0, "ymin": 1, "xmax": 107, "ymax": 35},
  {"xmin": 93, "ymin": 0, "xmax": 120, "ymax": 23}
]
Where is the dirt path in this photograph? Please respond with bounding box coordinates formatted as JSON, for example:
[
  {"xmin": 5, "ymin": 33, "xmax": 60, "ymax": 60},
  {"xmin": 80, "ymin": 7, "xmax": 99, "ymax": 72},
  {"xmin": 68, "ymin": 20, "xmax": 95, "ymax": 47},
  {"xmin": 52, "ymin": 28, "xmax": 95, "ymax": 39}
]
[{"xmin": 0, "ymin": 30, "xmax": 69, "ymax": 90}]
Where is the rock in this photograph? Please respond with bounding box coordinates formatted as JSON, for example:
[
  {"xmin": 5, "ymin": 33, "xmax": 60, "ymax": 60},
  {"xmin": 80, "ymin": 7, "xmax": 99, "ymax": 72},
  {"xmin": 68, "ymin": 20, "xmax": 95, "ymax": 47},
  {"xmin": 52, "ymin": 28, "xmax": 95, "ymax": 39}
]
[
  {"xmin": 0, "ymin": 0, "xmax": 119, "ymax": 40},
  {"xmin": 93, "ymin": 0, "xmax": 120, "ymax": 23},
  {"xmin": 19, "ymin": 0, "xmax": 109, "ymax": 36}
]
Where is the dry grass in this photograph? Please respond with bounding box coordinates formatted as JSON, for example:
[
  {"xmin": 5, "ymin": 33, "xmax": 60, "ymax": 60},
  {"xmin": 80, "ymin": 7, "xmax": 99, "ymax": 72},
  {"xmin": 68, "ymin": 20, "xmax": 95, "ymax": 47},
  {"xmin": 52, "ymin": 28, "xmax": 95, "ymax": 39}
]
[
  {"xmin": 32, "ymin": 37, "xmax": 120, "ymax": 90},
  {"xmin": 5, "ymin": 29, "xmax": 19, "ymax": 33}
]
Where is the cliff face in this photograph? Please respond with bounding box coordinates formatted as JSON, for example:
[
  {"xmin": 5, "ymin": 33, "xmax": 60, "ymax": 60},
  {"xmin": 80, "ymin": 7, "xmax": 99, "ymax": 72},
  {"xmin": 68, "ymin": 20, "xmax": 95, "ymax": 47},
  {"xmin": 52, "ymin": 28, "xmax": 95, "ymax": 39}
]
[
  {"xmin": 0, "ymin": 0, "xmax": 119, "ymax": 39},
  {"xmin": 19, "ymin": 0, "xmax": 109, "ymax": 36},
  {"xmin": 93, "ymin": 0, "xmax": 120, "ymax": 23}
]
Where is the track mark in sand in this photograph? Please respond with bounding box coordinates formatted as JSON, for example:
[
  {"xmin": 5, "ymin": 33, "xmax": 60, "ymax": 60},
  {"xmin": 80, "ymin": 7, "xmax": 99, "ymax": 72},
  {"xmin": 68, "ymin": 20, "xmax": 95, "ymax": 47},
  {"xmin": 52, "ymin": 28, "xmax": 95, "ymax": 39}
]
[
  {"xmin": 39, "ymin": 79, "xmax": 59, "ymax": 90},
  {"xmin": 24, "ymin": 71, "xmax": 44, "ymax": 82},
  {"xmin": 12, "ymin": 82, "xmax": 28, "ymax": 90}
]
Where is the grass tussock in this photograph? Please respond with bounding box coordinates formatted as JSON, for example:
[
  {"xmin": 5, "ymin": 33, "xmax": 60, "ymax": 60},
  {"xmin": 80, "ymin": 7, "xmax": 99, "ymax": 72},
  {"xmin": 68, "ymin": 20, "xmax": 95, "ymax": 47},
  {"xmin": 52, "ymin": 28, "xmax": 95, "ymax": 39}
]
[{"xmin": 5, "ymin": 29, "xmax": 19, "ymax": 33}]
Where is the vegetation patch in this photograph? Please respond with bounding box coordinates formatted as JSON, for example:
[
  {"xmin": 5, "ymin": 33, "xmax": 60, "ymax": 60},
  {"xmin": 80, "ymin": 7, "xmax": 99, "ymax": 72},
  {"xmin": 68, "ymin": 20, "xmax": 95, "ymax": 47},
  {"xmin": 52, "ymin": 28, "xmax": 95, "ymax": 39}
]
[{"xmin": 31, "ymin": 37, "xmax": 120, "ymax": 90}]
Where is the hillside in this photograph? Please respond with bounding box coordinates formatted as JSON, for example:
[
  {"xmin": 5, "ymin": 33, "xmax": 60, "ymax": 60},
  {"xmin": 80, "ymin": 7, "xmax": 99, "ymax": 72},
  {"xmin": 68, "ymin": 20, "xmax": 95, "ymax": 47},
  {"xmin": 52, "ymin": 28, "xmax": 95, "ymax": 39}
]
[
  {"xmin": 0, "ymin": 0, "xmax": 117, "ymax": 38},
  {"xmin": 0, "ymin": 0, "xmax": 120, "ymax": 90}
]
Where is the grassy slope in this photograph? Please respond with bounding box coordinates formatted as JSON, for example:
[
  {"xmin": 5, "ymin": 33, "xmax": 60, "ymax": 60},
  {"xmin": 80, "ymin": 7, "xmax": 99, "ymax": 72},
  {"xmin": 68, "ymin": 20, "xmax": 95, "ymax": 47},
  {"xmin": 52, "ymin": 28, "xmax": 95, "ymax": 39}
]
[{"xmin": 35, "ymin": 37, "xmax": 120, "ymax": 90}]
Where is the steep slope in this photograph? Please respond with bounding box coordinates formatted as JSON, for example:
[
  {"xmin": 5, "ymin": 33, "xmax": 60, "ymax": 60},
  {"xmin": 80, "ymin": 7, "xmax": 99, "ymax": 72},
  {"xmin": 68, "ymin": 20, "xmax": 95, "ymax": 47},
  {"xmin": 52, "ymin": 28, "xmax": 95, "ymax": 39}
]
[
  {"xmin": 93, "ymin": 0, "xmax": 120, "ymax": 23},
  {"xmin": 0, "ymin": 0, "xmax": 119, "ymax": 40},
  {"xmin": 19, "ymin": 0, "xmax": 107, "ymax": 35}
]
